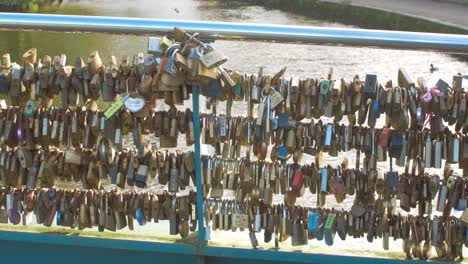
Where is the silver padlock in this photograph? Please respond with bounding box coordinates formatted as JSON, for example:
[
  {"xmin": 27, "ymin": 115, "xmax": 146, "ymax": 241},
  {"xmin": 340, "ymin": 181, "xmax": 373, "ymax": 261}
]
[
  {"xmin": 143, "ymin": 56, "xmax": 157, "ymax": 74},
  {"xmin": 148, "ymin": 37, "xmax": 163, "ymax": 56}
]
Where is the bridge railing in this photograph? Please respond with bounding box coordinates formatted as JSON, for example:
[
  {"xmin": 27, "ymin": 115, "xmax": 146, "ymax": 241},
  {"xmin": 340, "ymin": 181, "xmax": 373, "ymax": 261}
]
[{"xmin": 0, "ymin": 12, "xmax": 466, "ymax": 264}]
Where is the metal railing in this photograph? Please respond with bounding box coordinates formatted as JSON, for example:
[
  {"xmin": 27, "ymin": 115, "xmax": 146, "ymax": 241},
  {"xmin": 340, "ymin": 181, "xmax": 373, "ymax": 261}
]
[
  {"xmin": 0, "ymin": 13, "xmax": 467, "ymax": 52},
  {"xmin": 0, "ymin": 12, "xmax": 466, "ymax": 264}
]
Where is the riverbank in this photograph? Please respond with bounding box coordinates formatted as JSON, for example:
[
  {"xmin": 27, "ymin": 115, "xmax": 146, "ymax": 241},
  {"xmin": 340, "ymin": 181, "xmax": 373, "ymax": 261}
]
[
  {"xmin": 0, "ymin": 0, "xmax": 61, "ymax": 12},
  {"xmin": 230, "ymin": 0, "xmax": 468, "ymax": 34},
  {"xmin": 321, "ymin": 0, "xmax": 468, "ymax": 32},
  {"xmin": 0, "ymin": 0, "xmax": 39, "ymax": 12}
]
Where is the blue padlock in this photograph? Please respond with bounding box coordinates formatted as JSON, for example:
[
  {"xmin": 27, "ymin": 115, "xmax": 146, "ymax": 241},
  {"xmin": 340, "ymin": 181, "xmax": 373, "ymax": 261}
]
[
  {"xmin": 136, "ymin": 208, "xmax": 147, "ymax": 226},
  {"xmin": 364, "ymin": 74, "xmax": 378, "ymax": 99},
  {"xmin": 277, "ymin": 112, "xmax": 294, "ymax": 128},
  {"xmin": 201, "ymin": 79, "xmax": 224, "ymax": 98},
  {"xmin": 24, "ymin": 100, "xmax": 35, "ymax": 117},
  {"xmin": 277, "ymin": 145, "xmax": 288, "ymax": 160},
  {"xmin": 56, "ymin": 211, "xmax": 62, "ymax": 226},
  {"xmin": 308, "ymin": 212, "xmax": 318, "ymax": 231},
  {"xmin": 387, "ymin": 171, "xmax": 398, "ymax": 190},
  {"xmin": 373, "ymin": 98, "xmax": 380, "ymax": 119}
]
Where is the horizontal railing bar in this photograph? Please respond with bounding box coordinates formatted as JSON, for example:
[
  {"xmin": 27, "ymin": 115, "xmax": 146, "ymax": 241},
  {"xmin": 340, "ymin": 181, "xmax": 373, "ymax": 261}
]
[
  {"xmin": 0, "ymin": 13, "xmax": 467, "ymax": 53},
  {"xmin": 0, "ymin": 231, "xmax": 426, "ymax": 264}
]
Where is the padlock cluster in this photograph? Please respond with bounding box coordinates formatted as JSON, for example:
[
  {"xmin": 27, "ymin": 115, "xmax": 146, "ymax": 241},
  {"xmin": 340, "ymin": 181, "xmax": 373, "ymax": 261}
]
[
  {"xmin": 203, "ymin": 198, "xmax": 465, "ymax": 261},
  {"xmin": 0, "ymin": 186, "xmax": 197, "ymax": 237},
  {"xmin": 1, "ymin": 145, "xmax": 196, "ymax": 191},
  {"xmin": 0, "ymin": 27, "xmax": 466, "ymax": 260}
]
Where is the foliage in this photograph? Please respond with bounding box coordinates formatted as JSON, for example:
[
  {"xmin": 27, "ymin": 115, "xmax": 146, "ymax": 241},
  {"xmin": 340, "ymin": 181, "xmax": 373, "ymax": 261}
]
[{"xmin": 0, "ymin": 0, "xmax": 57, "ymax": 12}]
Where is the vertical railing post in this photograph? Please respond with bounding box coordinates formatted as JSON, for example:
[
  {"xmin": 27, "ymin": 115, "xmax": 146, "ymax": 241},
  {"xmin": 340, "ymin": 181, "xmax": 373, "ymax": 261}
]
[{"xmin": 192, "ymin": 85, "xmax": 206, "ymax": 243}]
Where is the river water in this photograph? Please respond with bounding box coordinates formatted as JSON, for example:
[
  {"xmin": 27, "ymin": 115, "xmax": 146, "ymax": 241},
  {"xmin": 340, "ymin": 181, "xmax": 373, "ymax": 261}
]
[{"xmin": 0, "ymin": 0, "xmax": 467, "ymax": 259}]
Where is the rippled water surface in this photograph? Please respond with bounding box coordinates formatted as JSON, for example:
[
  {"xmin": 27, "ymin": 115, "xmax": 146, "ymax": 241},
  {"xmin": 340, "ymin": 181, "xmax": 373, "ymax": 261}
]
[{"xmin": 0, "ymin": 0, "xmax": 467, "ymax": 258}]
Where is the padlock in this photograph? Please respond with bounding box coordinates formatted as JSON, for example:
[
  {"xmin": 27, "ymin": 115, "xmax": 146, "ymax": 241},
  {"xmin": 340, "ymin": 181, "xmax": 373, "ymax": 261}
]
[
  {"xmin": 2, "ymin": 53, "xmax": 11, "ymax": 68},
  {"xmin": 168, "ymin": 154, "xmax": 179, "ymax": 193},
  {"xmin": 285, "ymin": 129, "xmax": 296, "ymax": 154},
  {"xmin": 10, "ymin": 64, "xmax": 22, "ymax": 99},
  {"xmin": 435, "ymin": 79, "xmax": 450, "ymax": 95},
  {"xmin": 38, "ymin": 56, "xmax": 52, "ymax": 95},
  {"xmin": 320, "ymin": 168, "xmax": 328, "ymax": 193},
  {"xmin": 364, "ymin": 74, "xmax": 378, "ymax": 99},
  {"xmin": 173, "ymin": 27, "xmax": 187, "ymax": 42},
  {"xmin": 196, "ymin": 61, "xmax": 219, "ymax": 82},
  {"xmin": 148, "ymin": 37, "xmax": 165, "ymax": 56},
  {"xmin": 90, "ymin": 73, "xmax": 102, "ymax": 97},
  {"xmin": 160, "ymin": 36, "xmax": 174, "ymax": 52},
  {"xmin": 158, "ymin": 48, "xmax": 185, "ymax": 92},
  {"xmin": 22, "ymin": 48, "xmax": 37, "ymax": 64},
  {"xmin": 0, "ymin": 54, "xmax": 10, "ymax": 94},
  {"xmin": 186, "ymin": 46, "xmax": 202, "ymax": 75},
  {"xmin": 88, "ymin": 51, "xmax": 103, "ymax": 75},
  {"xmin": 200, "ymin": 44, "xmax": 227, "ymax": 69},
  {"xmin": 389, "ymin": 132, "xmax": 403, "ymax": 158},
  {"xmin": 398, "ymin": 68, "xmax": 414, "ymax": 89},
  {"xmin": 143, "ymin": 56, "xmax": 157, "ymax": 74},
  {"xmin": 251, "ymin": 68, "xmax": 263, "ymax": 103},
  {"xmin": 102, "ymin": 67, "xmax": 116, "ymax": 102},
  {"xmin": 135, "ymin": 164, "xmax": 148, "ymax": 188},
  {"xmin": 453, "ymin": 74, "xmax": 462, "ymax": 92},
  {"xmin": 135, "ymin": 52, "xmax": 145, "ymax": 77},
  {"xmin": 219, "ymin": 67, "xmax": 236, "ymax": 88},
  {"xmin": 291, "ymin": 170, "xmax": 304, "ymax": 195},
  {"xmin": 201, "ymin": 79, "xmax": 224, "ymax": 98}
]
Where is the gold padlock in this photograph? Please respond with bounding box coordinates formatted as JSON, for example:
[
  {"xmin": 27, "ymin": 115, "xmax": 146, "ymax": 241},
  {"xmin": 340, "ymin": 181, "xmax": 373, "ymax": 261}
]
[
  {"xmin": 285, "ymin": 129, "xmax": 296, "ymax": 154},
  {"xmin": 158, "ymin": 71, "xmax": 184, "ymax": 92},
  {"xmin": 284, "ymin": 190, "xmax": 297, "ymax": 207},
  {"xmin": 219, "ymin": 68, "xmax": 236, "ymax": 88},
  {"xmin": 134, "ymin": 104, "xmax": 150, "ymax": 119},
  {"xmin": 23, "ymin": 48, "xmax": 37, "ymax": 64},
  {"xmin": 181, "ymin": 42, "xmax": 197, "ymax": 57},
  {"xmin": 52, "ymin": 55, "xmax": 61, "ymax": 72},
  {"xmin": 41, "ymin": 96, "xmax": 53, "ymax": 108},
  {"xmin": 160, "ymin": 36, "xmax": 173, "ymax": 53},
  {"xmin": 201, "ymin": 48, "xmax": 227, "ymax": 69},
  {"xmin": 250, "ymin": 186, "xmax": 260, "ymax": 205},
  {"xmin": 109, "ymin": 56, "xmax": 120, "ymax": 78},
  {"xmin": 120, "ymin": 55, "xmax": 130, "ymax": 76},
  {"xmin": 120, "ymin": 110, "xmax": 133, "ymax": 135},
  {"xmin": 292, "ymin": 148, "xmax": 304, "ymax": 164},
  {"xmin": 41, "ymin": 55, "xmax": 51, "ymax": 68},
  {"xmin": 86, "ymin": 99, "xmax": 98, "ymax": 112},
  {"xmin": 64, "ymin": 149, "xmax": 82, "ymax": 165},
  {"xmin": 197, "ymin": 61, "xmax": 219, "ymax": 82},
  {"xmin": 175, "ymin": 53, "xmax": 189, "ymax": 72},
  {"xmin": 2, "ymin": 53, "xmax": 11, "ymax": 68},
  {"xmin": 330, "ymin": 83, "xmax": 341, "ymax": 106},
  {"xmin": 88, "ymin": 51, "xmax": 103, "ymax": 75},
  {"xmin": 398, "ymin": 67, "xmax": 414, "ymax": 89},
  {"xmin": 139, "ymin": 74, "xmax": 153, "ymax": 99},
  {"xmin": 173, "ymin": 27, "xmax": 187, "ymax": 42}
]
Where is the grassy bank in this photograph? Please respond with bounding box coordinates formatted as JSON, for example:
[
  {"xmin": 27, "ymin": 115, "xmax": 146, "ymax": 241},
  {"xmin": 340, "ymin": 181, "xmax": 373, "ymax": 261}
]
[
  {"xmin": 230, "ymin": 0, "xmax": 468, "ymax": 34},
  {"xmin": 0, "ymin": 0, "xmax": 60, "ymax": 12}
]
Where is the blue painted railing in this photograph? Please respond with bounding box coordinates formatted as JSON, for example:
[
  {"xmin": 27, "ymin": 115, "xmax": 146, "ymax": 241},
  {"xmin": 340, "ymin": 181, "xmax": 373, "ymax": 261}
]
[{"xmin": 0, "ymin": 230, "xmax": 431, "ymax": 264}]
